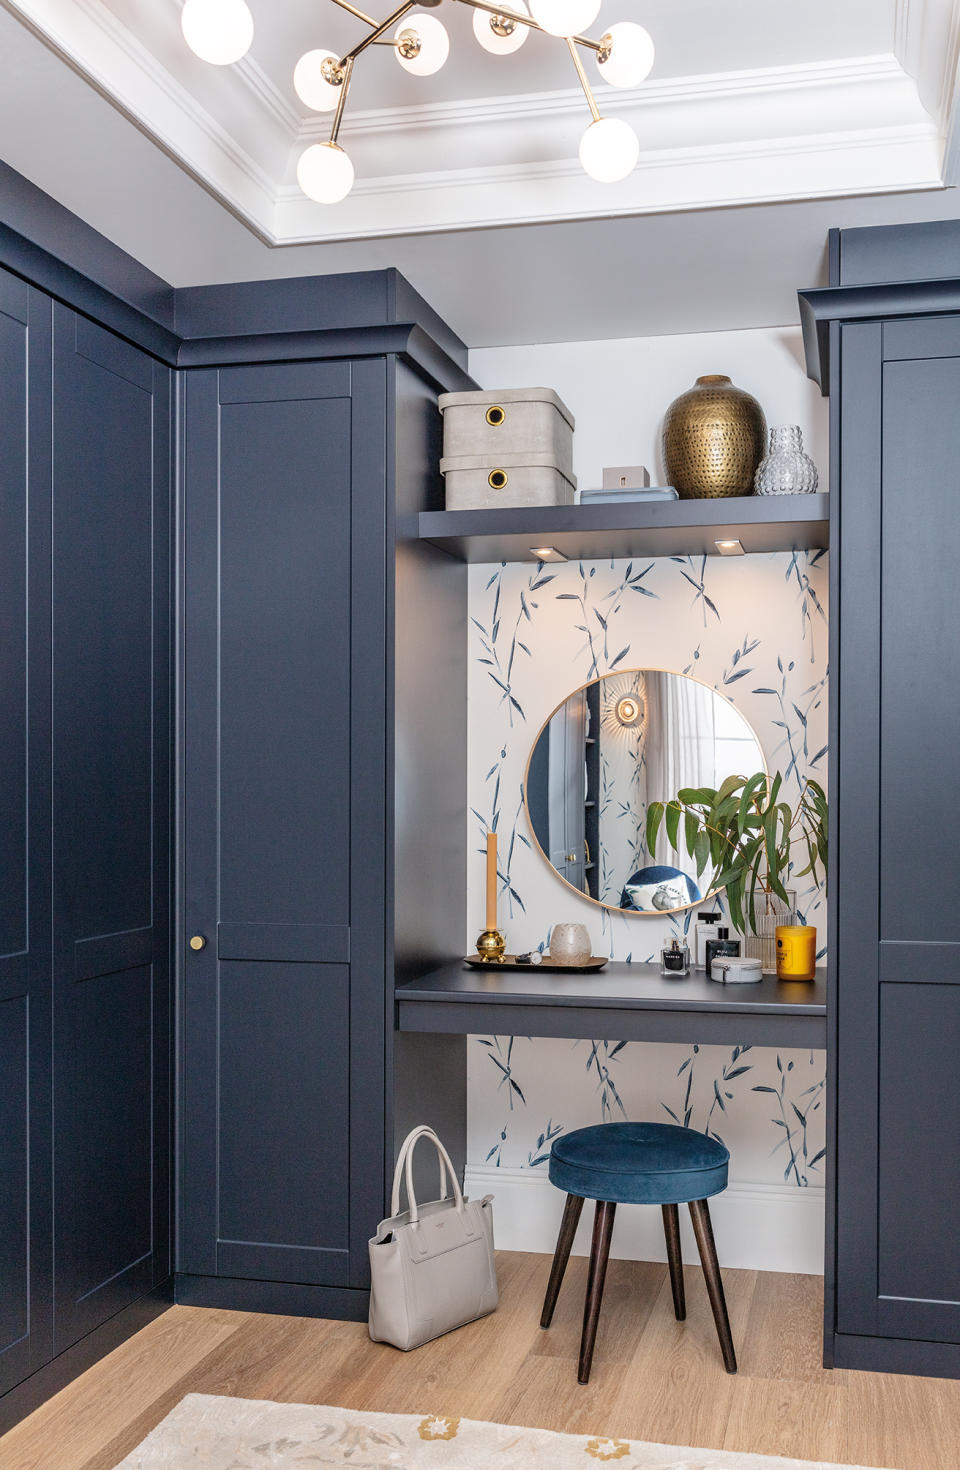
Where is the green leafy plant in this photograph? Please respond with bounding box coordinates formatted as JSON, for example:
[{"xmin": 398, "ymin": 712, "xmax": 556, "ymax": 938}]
[{"xmin": 645, "ymin": 772, "xmax": 828, "ymax": 936}]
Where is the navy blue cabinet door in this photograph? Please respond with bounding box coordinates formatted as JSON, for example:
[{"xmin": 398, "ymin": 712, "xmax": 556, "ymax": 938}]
[
  {"xmin": 179, "ymin": 359, "xmax": 387, "ymax": 1291},
  {"xmin": 0, "ymin": 271, "xmax": 53, "ymax": 1394},
  {"xmin": 51, "ymin": 308, "xmax": 172, "ymax": 1350},
  {"xmin": 836, "ymin": 319, "xmax": 960, "ymax": 1344}
]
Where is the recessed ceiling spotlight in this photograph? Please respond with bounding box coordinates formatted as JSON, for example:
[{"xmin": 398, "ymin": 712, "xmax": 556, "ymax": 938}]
[
  {"xmin": 715, "ymin": 539, "xmax": 745, "ymax": 556},
  {"xmin": 529, "ymin": 546, "xmax": 568, "ymax": 562}
]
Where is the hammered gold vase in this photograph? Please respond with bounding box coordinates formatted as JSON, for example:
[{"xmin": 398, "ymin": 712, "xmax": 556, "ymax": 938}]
[{"xmin": 662, "ymin": 375, "xmax": 766, "ymax": 499}]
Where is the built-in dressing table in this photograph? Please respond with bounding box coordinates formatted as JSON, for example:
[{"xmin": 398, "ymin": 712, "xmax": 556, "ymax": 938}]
[
  {"xmin": 398, "ymin": 964, "xmax": 826, "ymax": 1050},
  {"xmin": 398, "ymin": 492, "xmax": 830, "ymax": 1050}
]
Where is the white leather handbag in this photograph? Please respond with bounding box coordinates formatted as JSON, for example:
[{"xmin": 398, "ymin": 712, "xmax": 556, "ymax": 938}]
[{"xmin": 368, "ymin": 1125, "xmax": 497, "ymax": 1350}]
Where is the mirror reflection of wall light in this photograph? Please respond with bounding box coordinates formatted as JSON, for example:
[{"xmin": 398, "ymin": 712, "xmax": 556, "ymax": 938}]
[
  {"xmin": 615, "ymin": 695, "xmax": 643, "ymax": 727},
  {"xmin": 600, "ymin": 673, "xmax": 647, "ymax": 741}
]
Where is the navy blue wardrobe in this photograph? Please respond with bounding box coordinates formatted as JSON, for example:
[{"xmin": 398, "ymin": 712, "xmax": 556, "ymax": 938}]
[
  {"xmin": 0, "ymin": 278, "xmax": 172, "ymax": 1406},
  {"xmin": 802, "ymin": 218, "xmax": 960, "ymax": 1379},
  {"xmin": 0, "ymin": 165, "xmax": 470, "ymax": 1430}
]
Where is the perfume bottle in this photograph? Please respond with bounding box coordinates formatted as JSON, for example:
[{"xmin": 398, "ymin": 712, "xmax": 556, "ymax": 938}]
[
  {"xmin": 660, "ymin": 937, "xmax": 690, "ymax": 977},
  {"xmin": 694, "ymin": 910, "xmax": 721, "ymax": 969},
  {"xmin": 705, "ymin": 927, "xmax": 741, "ymax": 979}
]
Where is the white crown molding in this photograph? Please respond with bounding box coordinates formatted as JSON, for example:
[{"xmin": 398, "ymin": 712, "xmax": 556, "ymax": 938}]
[
  {"xmin": 273, "ymin": 126, "xmax": 941, "ymax": 244},
  {"xmin": 0, "ymin": 0, "xmax": 278, "ymax": 229},
  {"xmin": 301, "ymin": 54, "xmax": 908, "ymax": 145},
  {"xmin": 0, "ymin": 0, "xmax": 950, "ymax": 247},
  {"xmin": 895, "ymin": 0, "xmax": 960, "ymax": 123}
]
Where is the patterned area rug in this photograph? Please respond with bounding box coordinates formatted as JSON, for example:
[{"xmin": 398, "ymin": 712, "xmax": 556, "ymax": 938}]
[{"xmin": 114, "ymin": 1394, "xmax": 892, "ymax": 1469}]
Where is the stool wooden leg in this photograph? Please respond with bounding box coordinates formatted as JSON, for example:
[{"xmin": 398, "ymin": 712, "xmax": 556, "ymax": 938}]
[
  {"xmin": 661, "ymin": 1202, "xmax": 686, "ymax": 1321},
  {"xmin": 540, "ymin": 1194, "xmax": 584, "ymax": 1329},
  {"xmin": 688, "ymin": 1198, "xmax": 737, "ymax": 1373},
  {"xmin": 578, "ymin": 1200, "xmax": 616, "ymax": 1385}
]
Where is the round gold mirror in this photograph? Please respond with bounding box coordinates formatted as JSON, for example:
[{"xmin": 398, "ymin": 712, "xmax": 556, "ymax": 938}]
[{"xmin": 524, "ymin": 670, "xmax": 765, "ymax": 914}]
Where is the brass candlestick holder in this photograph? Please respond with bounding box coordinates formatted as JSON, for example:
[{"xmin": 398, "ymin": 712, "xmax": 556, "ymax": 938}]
[{"xmin": 475, "ymin": 927, "xmax": 506, "ymax": 963}]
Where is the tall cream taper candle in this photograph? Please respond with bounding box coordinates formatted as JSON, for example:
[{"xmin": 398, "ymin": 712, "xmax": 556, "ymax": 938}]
[{"xmin": 485, "ymin": 831, "xmax": 497, "ymax": 931}]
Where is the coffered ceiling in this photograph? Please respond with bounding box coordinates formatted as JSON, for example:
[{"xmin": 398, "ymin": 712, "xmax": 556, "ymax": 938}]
[{"xmin": 1, "ymin": 0, "xmax": 960, "ymax": 344}]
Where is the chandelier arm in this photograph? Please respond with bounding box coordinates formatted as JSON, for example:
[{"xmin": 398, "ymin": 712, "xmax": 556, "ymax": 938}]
[
  {"xmin": 329, "ymin": 55, "xmax": 355, "ymax": 143},
  {"xmin": 327, "ymin": 0, "xmax": 380, "ymax": 26},
  {"xmin": 565, "ymin": 34, "xmax": 600, "ymax": 121},
  {"xmin": 338, "ymin": 0, "xmax": 417, "ymax": 64},
  {"xmin": 454, "ymin": 0, "xmax": 602, "ymax": 51}
]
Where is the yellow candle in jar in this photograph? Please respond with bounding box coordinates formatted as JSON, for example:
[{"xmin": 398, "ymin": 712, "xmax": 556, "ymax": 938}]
[{"xmin": 775, "ymin": 925, "xmax": 817, "ymax": 981}]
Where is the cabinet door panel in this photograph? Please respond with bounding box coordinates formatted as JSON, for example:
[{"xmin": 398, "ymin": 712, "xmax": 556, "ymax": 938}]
[
  {"xmin": 180, "ymin": 359, "xmax": 387, "ymax": 1291},
  {"xmin": 52, "ymin": 308, "xmax": 171, "ymax": 1350},
  {"xmin": 216, "ymin": 962, "xmax": 351, "ymax": 1285},
  {"xmin": 836, "ymin": 326, "xmax": 960, "ymax": 1343},
  {"xmin": 0, "ymin": 275, "xmax": 53, "ymax": 1396},
  {"xmin": 217, "ymin": 392, "xmax": 351, "ymax": 926}
]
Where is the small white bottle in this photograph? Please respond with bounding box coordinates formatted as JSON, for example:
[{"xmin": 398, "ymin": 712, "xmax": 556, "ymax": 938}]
[{"xmin": 694, "ymin": 911, "xmax": 721, "ymax": 970}]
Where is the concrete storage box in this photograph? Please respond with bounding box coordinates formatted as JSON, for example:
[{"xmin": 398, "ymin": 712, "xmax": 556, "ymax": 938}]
[
  {"xmin": 439, "ymin": 387, "xmax": 574, "ymax": 475},
  {"xmin": 441, "ymin": 452, "xmax": 576, "ymax": 510}
]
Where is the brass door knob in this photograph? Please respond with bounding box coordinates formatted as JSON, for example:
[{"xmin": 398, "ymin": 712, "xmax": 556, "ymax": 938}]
[{"xmin": 189, "ymin": 935, "xmax": 207, "ymax": 952}]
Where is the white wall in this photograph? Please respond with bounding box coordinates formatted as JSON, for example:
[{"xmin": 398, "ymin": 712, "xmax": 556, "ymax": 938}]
[
  {"xmin": 460, "ymin": 326, "xmax": 829, "ymax": 1275},
  {"xmin": 469, "ymin": 325, "xmax": 828, "ymax": 495}
]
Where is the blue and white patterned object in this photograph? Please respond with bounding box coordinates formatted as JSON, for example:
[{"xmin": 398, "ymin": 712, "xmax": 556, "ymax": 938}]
[{"xmin": 620, "ymin": 865, "xmax": 702, "ymax": 912}]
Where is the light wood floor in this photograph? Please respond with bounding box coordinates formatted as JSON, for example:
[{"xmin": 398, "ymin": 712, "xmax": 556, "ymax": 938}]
[{"xmin": 2, "ymin": 1254, "xmax": 959, "ymax": 1469}]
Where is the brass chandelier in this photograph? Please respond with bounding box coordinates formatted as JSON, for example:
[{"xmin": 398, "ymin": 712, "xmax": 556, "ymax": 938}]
[{"xmin": 180, "ymin": 0, "xmax": 655, "ymax": 202}]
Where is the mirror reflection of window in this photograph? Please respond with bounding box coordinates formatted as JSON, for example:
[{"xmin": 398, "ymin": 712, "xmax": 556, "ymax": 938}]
[{"xmin": 526, "ymin": 671, "xmax": 765, "ymax": 914}]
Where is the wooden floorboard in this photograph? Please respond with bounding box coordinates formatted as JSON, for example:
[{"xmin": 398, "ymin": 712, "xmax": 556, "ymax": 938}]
[{"xmin": 3, "ymin": 1254, "xmax": 960, "ymax": 1469}]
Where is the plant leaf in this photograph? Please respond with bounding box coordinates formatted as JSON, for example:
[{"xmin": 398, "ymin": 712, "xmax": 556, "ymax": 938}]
[{"xmin": 646, "ymin": 801, "xmax": 664, "ymax": 858}]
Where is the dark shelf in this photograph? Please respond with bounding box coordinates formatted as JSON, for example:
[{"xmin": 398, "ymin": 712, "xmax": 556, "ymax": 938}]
[
  {"xmin": 417, "ymin": 494, "xmax": 830, "ymax": 564},
  {"xmin": 396, "ymin": 961, "xmax": 826, "ymax": 1048}
]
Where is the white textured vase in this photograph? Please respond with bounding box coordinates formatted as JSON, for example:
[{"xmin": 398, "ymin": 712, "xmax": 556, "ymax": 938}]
[
  {"xmin": 754, "ymin": 424, "xmax": 818, "ymax": 496},
  {"xmin": 549, "ymin": 923, "xmax": 592, "ymax": 965}
]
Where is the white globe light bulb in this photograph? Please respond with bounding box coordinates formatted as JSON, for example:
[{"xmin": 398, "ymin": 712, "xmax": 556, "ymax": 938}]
[
  {"xmin": 473, "ymin": 1, "xmax": 530, "ymax": 56},
  {"xmin": 297, "ymin": 142, "xmax": 355, "ymax": 204},
  {"xmin": 528, "ymin": 0, "xmax": 601, "ymax": 38},
  {"xmin": 596, "ymin": 22, "xmax": 655, "ymax": 88},
  {"xmin": 294, "ymin": 49, "xmax": 344, "ymax": 112},
  {"xmin": 181, "ymin": 0, "xmax": 253, "ymax": 66},
  {"xmin": 395, "ymin": 13, "xmax": 450, "ymax": 76},
  {"xmin": 579, "ymin": 116, "xmax": 639, "ymax": 182}
]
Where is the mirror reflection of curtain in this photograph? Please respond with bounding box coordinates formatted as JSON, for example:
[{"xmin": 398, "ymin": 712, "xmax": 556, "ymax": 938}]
[{"xmin": 644, "ymin": 672, "xmax": 716, "ymax": 801}]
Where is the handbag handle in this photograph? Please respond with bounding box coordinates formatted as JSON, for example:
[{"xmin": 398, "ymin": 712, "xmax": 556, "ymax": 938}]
[
  {"xmin": 391, "ymin": 1125, "xmax": 463, "ymax": 1225},
  {"xmin": 404, "ymin": 1129, "xmax": 464, "ymax": 1226},
  {"xmin": 390, "ymin": 1124, "xmax": 448, "ymax": 1217}
]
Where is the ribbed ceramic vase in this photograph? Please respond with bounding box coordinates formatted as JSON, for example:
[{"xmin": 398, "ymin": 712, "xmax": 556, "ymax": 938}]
[
  {"xmin": 754, "ymin": 424, "xmax": 819, "ymax": 496},
  {"xmin": 662, "ymin": 374, "xmax": 766, "ymax": 499}
]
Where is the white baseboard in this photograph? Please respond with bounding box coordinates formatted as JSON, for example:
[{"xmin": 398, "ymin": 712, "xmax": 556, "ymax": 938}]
[{"xmin": 465, "ymin": 1163, "xmax": 824, "ymax": 1276}]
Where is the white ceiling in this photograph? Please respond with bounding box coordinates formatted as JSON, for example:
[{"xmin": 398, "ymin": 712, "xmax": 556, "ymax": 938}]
[{"xmin": 1, "ymin": 0, "xmax": 959, "ymax": 347}]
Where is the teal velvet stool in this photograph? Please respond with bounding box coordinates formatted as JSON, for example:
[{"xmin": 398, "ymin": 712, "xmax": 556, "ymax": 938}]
[{"xmin": 541, "ymin": 1121, "xmax": 737, "ymax": 1382}]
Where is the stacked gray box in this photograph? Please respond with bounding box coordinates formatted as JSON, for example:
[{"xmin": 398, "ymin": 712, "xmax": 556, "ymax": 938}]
[{"xmin": 438, "ymin": 387, "xmax": 576, "ymax": 509}]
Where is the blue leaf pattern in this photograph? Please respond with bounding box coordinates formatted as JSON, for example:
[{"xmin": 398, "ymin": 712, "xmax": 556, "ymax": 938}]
[{"xmin": 467, "ymin": 551, "xmax": 828, "ymax": 1189}]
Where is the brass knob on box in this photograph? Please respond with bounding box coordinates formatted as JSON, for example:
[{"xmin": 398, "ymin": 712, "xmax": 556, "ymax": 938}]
[{"xmin": 189, "ymin": 935, "xmax": 207, "ymax": 952}]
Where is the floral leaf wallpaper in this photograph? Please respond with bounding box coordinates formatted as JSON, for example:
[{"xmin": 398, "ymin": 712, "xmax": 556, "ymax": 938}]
[{"xmin": 465, "ymin": 549, "xmax": 829, "ymax": 1195}]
